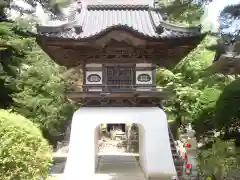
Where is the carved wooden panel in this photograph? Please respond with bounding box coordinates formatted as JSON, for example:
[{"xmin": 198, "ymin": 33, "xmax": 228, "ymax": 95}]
[
  {"xmin": 106, "ymin": 66, "xmax": 133, "ymax": 91},
  {"xmin": 42, "ymin": 40, "xmax": 198, "ymax": 68}
]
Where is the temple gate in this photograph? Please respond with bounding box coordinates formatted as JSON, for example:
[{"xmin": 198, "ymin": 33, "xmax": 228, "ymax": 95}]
[{"xmin": 36, "ymin": 0, "xmax": 205, "ymax": 179}]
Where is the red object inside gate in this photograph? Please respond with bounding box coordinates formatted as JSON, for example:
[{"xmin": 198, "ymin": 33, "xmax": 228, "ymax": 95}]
[
  {"xmin": 185, "ymin": 143, "xmax": 191, "ymax": 148},
  {"xmin": 185, "ymin": 163, "xmax": 192, "ymax": 169}
]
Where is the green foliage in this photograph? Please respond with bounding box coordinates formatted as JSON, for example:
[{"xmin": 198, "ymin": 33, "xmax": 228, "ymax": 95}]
[
  {"xmin": 194, "ymin": 74, "xmax": 235, "ymax": 90},
  {"xmin": 157, "ymin": 0, "xmax": 207, "ymax": 25},
  {"xmin": 0, "ymin": 21, "xmax": 32, "ymax": 108},
  {"xmin": 214, "ymin": 78, "xmax": 240, "ymax": 130},
  {"xmin": 11, "ymin": 42, "xmax": 76, "ymax": 139},
  {"xmin": 192, "ymin": 87, "xmax": 221, "ymax": 133},
  {"xmin": 197, "ymin": 139, "xmax": 239, "ymax": 179},
  {"xmin": 158, "ymin": 36, "xmax": 219, "ymax": 123},
  {"xmin": 0, "ymin": 20, "xmax": 76, "ymax": 143},
  {"xmin": 157, "ymin": 35, "xmax": 236, "ymax": 133},
  {"xmin": 174, "ymin": 36, "xmax": 215, "ymax": 82},
  {"xmin": 0, "ymin": 109, "xmax": 52, "ymax": 180}
]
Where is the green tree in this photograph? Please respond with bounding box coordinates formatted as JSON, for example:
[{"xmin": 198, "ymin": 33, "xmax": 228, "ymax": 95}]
[
  {"xmin": 157, "ymin": 0, "xmax": 210, "ymax": 25},
  {"xmin": 214, "ymin": 78, "xmax": 240, "ymax": 131},
  {"xmin": 219, "ymin": 3, "xmax": 240, "ymax": 36},
  {"xmin": 155, "ymin": 0, "xmax": 239, "ymax": 134},
  {"xmin": 0, "ymin": 14, "xmax": 75, "ymax": 144},
  {"xmin": 156, "ymin": 36, "xmax": 227, "ymax": 128},
  {"xmin": 0, "ymin": 21, "xmax": 32, "ymax": 108},
  {"xmin": 11, "ymin": 42, "xmax": 76, "ymax": 143},
  {"xmin": 197, "ymin": 139, "xmax": 239, "ymax": 179}
]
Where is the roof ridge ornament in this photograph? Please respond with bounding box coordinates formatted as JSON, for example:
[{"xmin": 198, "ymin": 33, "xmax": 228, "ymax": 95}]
[
  {"xmin": 74, "ymin": 25, "xmax": 83, "ymax": 34},
  {"xmin": 159, "ymin": 21, "xmax": 202, "ymax": 33},
  {"xmin": 36, "ymin": 21, "xmax": 76, "ymax": 33},
  {"xmin": 147, "ymin": 9, "xmax": 164, "ymax": 34},
  {"xmin": 75, "ymin": 0, "xmax": 82, "ymax": 13}
]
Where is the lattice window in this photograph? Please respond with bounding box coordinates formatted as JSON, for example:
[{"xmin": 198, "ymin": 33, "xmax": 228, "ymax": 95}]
[{"xmin": 106, "ymin": 66, "xmax": 133, "ymax": 91}]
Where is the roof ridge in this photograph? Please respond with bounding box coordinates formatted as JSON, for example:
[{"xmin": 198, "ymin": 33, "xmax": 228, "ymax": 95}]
[{"xmin": 87, "ymin": 4, "xmax": 150, "ymax": 10}]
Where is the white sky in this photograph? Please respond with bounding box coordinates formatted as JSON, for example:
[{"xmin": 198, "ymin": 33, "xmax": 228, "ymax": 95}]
[{"xmin": 203, "ymin": 0, "xmax": 240, "ymax": 32}]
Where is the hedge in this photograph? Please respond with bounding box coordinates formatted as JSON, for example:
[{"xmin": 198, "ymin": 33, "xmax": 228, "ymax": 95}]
[{"xmin": 0, "ymin": 109, "xmax": 52, "ymax": 180}]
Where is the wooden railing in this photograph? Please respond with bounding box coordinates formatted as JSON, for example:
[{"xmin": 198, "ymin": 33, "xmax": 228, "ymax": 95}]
[{"xmin": 78, "ymin": 84, "xmax": 164, "ymax": 92}]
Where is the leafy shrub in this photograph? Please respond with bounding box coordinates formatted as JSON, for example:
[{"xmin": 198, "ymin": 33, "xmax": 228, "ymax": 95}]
[
  {"xmin": 197, "ymin": 139, "xmax": 239, "ymax": 179},
  {"xmin": 214, "ymin": 78, "xmax": 240, "ymax": 130},
  {"xmin": 0, "ymin": 109, "xmax": 52, "ymax": 180}
]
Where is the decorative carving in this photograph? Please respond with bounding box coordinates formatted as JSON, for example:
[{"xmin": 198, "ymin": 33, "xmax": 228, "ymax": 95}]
[
  {"xmin": 137, "ymin": 74, "xmax": 151, "ymax": 82},
  {"xmin": 74, "ymin": 25, "xmax": 82, "ymax": 34},
  {"xmin": 76, "ymin": 0, "xmax": 82, "ymax": 13},
  {"xmin": 87, "ymin": 74, "xmax": 101, "ymax": 82},
  {"xmin": 58, "ymin": 46, "xmax": 155, "ymax": 61},
  {"xmin": 79, "ymin": 98, "xmax": 162, "ymax": 107},
  {"xmin": 44, "ymin": 42, "xmax": 197, "ymax": 68}
]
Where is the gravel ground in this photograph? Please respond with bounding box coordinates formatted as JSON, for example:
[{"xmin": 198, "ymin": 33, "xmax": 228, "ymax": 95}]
[{"xmin": 98, "ymin": 137, "xmax": 127, "ymax": 153}]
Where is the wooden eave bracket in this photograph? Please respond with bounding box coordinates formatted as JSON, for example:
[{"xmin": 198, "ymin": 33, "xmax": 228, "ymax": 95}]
[{"xmin": 158, "ymin": 21, "xmax": 202, "ymax": 33}]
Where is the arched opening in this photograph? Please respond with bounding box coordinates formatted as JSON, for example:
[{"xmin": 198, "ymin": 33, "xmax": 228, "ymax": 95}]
[
  {"xmin": 94, "ymin": 122, "xmax": 146, "ymax": 179},
  {"xmin": 62, "ymin": 107, "xmax": 177, "ymax": 180},
  {"xmin": 97, "ymin": 123, "xmax": 139, "ymax": 153}
]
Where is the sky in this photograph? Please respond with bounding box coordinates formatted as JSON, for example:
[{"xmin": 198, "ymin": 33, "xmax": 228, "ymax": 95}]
[{"xmin": 203, "ymin": 0, "xmax": 240, "ymax": 32}]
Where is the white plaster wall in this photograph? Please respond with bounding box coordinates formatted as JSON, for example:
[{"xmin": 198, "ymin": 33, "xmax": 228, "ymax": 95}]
[
  {"xmin": 85, "ymin": 63, "xmax": 102, "ymax": 68},
  {"xmin": 94, "ymin": 126, "xmax": 99, "ymax": 170},
  {"xmin": 62, "ymin": 107, "xmax": 176, "ymax": 180},
  {"xmin": 136, "ymin": 63, "xmax": 152, "ymax": 67},
  {"xmin": 136, "ymin": 87, "xmax": 152, "ymax": 91},
  {"xmin": 85, "ymin": 71, "xmax": 102, "ymax": 84},
  {"xmin": 138, "ymin": 124, "xmax": 147, "ymax": 176},
  {"xmin": 88, "ymin": 88, "xmax": 102, "ymax": 92}
]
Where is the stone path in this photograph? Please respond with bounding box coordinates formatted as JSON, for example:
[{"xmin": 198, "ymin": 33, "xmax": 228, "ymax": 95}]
[
  {"xmin": 94, "ymin": 153, "xmax": 146, "ymax": 180},
  {"xmin": 95, "ymin": 137, "xmax": 146, "ymax": 180},
  {"xmin": 98, "ymin": 138, "xmax": 127, "ymax": 153},
  {"xmin": 49, "ymin": 153, "xmax": 146, "ymax": 180},
  {"xmin": 50, "ymin": 137, "xmax": 146, "ymax": 180}
]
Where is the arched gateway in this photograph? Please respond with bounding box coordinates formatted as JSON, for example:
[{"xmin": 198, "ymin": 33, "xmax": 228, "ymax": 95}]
[
  {"xmin": 66, "ymin": 107, "xmax": 174, "ymax": 179},
  {"xmin": 36, "ymin": 0, "xmax": 205, "ymax": 179}
]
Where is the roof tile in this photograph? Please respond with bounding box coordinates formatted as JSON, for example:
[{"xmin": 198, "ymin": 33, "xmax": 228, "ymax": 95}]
[{"xmin": 37, "ymin": 4, "xmax": 203, "ymax": 40}]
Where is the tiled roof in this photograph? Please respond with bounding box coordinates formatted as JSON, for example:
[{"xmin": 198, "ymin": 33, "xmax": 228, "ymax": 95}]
[
  {"xmin": 37, "ymin": 4, "xmax": 203, "ymax": 40},
  {"xmin": 84, "ymin": 0, "xmax": 154, "ymax": 6}
]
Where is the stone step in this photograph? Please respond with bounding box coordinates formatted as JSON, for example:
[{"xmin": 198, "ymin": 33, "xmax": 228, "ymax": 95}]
[
  {"xmin": 49, "ymin": 162, "xmax": 65, "ymax": 174},
  {"xmin": 171, "ymin": 148, "xmax": 177, "ymax": 153},
  {"xmin": 175, "ymin": 165, "xmax": 183, "ymax": 169},
  {"xmin": 96, "ymin": 154, "xmax": 146, "ymax": 180},
  {"xmin": 174, "ymin": 159, "xmax": 184, "ymax": 166},
  {"xmin": 52, "ymin": 153, "xmax": 67, "ymax": 163},
  {"xmin": 172, "ymin": 154, "xmax": 179, "ymax": 159},
  {"xmin": 168, "ymin": 129, "xmax": 184, "ymax": 179}
]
